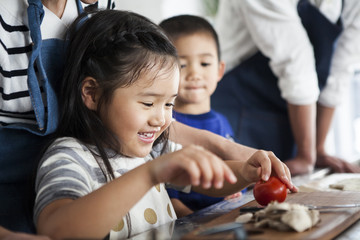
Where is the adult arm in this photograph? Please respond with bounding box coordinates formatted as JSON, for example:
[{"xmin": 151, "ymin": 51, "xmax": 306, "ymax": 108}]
[
  {"xmin": 315, "ymin": 0, "xmax": 360, "ymax": 173},
  {"xmin": 316, "ymin": 104, "xmax": 360, "ymax": 172},
  {"xmin": 285, "ymin": 103, "xmax": 316, "ymax": 175},
  {"xmin": 319, "ymin": 0, "xmax": 360, "ymax": 107},
  {"xmin": 286, "ymin": 103, "xmax": 360, "ymax": 174}
]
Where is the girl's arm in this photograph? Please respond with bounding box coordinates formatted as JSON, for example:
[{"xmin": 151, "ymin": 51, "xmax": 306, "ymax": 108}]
[
  {"xmin": 36, "ymin": 145, "xmax": 237, "ymax": 239},
  {"xmin": 37, "ymin": 160, "xmax": 156, "ymax": 239},
  {"xmin": 170, "ymin": 121, "xmax": 294, "ymax": 181},
  {"xmin": 193, "ymin": 150, "xmax": 298, "ymax": 197}
]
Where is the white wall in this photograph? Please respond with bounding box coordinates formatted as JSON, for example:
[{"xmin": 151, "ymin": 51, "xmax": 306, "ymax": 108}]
[{"xmin": 115, "ymin": 0, "xmax": 208, "ymax": 24}]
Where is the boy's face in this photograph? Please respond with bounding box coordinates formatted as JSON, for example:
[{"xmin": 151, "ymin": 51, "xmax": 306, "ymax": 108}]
[
  {"xmin": 173, "ymin": 33, "xmax": 224, "ymax": 113},
  {"xmin": 100, "ymin": 64, "xmax": 179, "ymax": 158}
]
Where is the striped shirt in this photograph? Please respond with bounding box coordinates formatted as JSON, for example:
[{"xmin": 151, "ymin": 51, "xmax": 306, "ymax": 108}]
[
  {"xmin": 34, "ymin": 137, "xmax": 181, "ymax": 238},
  {"xmin": 0, "ymin": 0, "xmax": 114, "ymax": 129}
]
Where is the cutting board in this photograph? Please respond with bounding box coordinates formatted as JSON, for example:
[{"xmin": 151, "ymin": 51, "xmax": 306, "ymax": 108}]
[{"xmin": 183, "ymin": 191, "xmax": 360, "ymax": 240}]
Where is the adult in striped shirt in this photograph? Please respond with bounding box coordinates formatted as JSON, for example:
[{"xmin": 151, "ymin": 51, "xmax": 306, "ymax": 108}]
[{"xmin": 0, "ymin": 0, "xmax": 114, "ymax": 237}]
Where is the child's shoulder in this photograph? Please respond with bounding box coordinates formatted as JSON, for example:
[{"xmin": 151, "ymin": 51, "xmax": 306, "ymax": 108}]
[
  {"xmin": 50, "ymin": 136, "xmax": 86, "ymax": 149},
  {"xmin": 44, "ymin": 137, "xmax": 93, "ymax": 160},
  {"xmin": 40, "ymin": 137, "xmax": 98, "ymax": 170}
]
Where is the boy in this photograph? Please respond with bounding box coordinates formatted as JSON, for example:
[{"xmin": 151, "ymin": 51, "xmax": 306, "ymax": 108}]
[{"xmin": 160, "ymin": 15, "xmax": 240, "ymax": 217}]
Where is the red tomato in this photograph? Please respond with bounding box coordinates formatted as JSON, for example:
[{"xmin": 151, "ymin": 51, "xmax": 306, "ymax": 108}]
[{"xmin": 253, "ymin": 176, "xmax": 287, "ymax": 206}]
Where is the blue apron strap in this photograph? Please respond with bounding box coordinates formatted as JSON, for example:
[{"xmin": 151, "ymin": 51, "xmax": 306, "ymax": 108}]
[
  {"xmin": 297, "ymin": 0, "xmax": 343, "ymax": 89},
  {"xmin": 27, "ymin": 0, "xmax": 46, "ymax": 131},
  {"xmin": 27, "ymin": 0, "xmax": 86, "ymax": 135},
  {"xmin": 76, "ymin": 0, "xmax": 84, "ymax": 14}
]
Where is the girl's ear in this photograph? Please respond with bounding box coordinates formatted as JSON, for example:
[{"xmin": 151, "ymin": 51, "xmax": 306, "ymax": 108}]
[{"xmin": 81, "ymin": 77, "xmax": 99, "ymax": 111}]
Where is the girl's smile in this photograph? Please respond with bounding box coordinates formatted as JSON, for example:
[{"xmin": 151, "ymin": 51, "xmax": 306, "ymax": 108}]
[{"xmin": 137, "ymin": 130, "xmax": 159, "ymax": 144}]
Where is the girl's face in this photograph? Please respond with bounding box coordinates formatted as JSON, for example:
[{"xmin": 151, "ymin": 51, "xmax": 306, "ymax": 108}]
[{"xmin": 101, "ymin": 64, "xmax": 179, "ymax": 158}]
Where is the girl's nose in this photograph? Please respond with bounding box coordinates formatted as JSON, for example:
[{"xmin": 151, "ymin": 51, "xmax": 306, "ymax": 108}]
[{"xmin": 149, "ymin": 109, "xmax": 166, "ymax": 127}]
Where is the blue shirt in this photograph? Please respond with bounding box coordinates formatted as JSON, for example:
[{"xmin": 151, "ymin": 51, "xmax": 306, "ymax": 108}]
[
  {"xmin": 167, "ymin": 110, "xmax": 236, "ymax": 211},
  {"xmin": 173, "ymin": 110, "xmax": 234, "ymax": 139}
]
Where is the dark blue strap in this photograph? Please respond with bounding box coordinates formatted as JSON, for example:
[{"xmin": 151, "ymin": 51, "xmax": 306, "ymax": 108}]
[
  {"xmin": 76, "ymin": 0, "xmax": 84, "ymax": 14},
  {"xmin": 27, "ymin": 0, "xmax": 46, "ymax": 131},
  {"xmin": 297, "ymin": 0, "xmax": 343, "ymax": 89},
  {"xmin": 25, "ymin": 0, "xmax": 84, "ymax": 135}
]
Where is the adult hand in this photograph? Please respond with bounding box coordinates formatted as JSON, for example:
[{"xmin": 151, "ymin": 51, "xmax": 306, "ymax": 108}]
[
  {"xmin": 316, "ymin": 153, "xmax": 360, "ymax": 173},
  {"xmin": 285, "ymin": 154, "xmax": 316, "ymax": 176}
]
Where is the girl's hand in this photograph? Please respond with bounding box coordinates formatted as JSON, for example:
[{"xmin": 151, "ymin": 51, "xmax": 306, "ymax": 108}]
[
  {"xmin": 240, "ymin": 150, "xmax": 298, "ymax": 193},
  {"xmin": 149, "ymin": 145, "xmax": 238, "ymax": 189}
]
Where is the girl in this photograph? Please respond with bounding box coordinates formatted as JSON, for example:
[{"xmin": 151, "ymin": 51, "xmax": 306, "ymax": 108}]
[{"xmin": 34, "ymin": 9, "xmax": 295, "ymax": 239}]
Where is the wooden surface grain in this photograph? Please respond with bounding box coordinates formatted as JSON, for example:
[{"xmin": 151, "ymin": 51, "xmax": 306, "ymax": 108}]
[{"xmin": 183, "ymin": 191, "xmax": 360, "ymax": 240}]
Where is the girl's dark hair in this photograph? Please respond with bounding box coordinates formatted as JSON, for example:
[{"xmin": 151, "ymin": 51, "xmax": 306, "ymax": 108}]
[
  {"xmin": 159, "ymin": 14, "xmax": 221, "ymax": 60},
  {"xmin": 56, "ymin": 9, "xmax": 178, "ymax": 180}
]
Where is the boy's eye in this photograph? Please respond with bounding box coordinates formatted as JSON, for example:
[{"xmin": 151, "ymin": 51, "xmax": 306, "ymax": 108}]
[
  {"xmin": 166, "ymin": 102, "xmax": 175, "ymax": 107},
  {"xmin": 180, "ymin": 64, "xmax": 186, "ymax": 69},
  {"xmin": 142, "ymin": 102, "xmax": 153, "ymax": 107}
]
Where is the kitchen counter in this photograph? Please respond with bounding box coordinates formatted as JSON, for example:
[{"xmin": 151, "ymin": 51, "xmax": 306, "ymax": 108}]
[{"xmin": 130, "ymin": 168, "xmax": 360, "ymax": 239}]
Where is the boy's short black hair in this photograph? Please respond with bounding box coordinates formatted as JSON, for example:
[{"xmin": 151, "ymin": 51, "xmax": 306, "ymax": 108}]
[{"xmin": 159, "ymin": 14, "xmax": 221, "ymax": 60}]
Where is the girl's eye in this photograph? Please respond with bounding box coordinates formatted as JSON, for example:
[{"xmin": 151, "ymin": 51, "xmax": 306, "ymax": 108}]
[
  {"xmin": 201, "ymin": 62, "xmax": 211, "ymax": 67},
  {"xmin": 142, "ymin": 102, "xmax": 153, "ymax": 107},
  {"xmin": 180, "ymin": 64, "xmax": 186, "ymax": 69}
]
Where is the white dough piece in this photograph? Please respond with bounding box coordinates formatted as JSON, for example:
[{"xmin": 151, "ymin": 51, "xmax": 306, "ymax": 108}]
[
  {"xmin": 238, "ymin": 201, "xmax": 320, "ymax": 232},
  {"xmin": 329, "ymin": 178, "xmax": 360, "ymax": 191}
]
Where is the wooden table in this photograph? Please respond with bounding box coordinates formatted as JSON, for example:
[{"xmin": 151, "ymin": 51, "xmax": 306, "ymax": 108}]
[{"xmin": 131, "ymin": 169, "xmax": 360, "ymax": 240}]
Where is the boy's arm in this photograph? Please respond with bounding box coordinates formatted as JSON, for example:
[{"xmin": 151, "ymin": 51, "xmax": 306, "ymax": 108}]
[
  {"xmin": 170, "ymin": 198, "xmax": 193, "ymax": 218},
  {"xmin": 170, "ymin": 121, "xmax": 257, "ymax": 161}
]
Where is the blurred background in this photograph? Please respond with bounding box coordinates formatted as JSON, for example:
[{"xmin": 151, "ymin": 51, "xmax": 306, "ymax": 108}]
[{"xmin": 115, "ymin": 0, "xmax": 360, "ymax": 163}]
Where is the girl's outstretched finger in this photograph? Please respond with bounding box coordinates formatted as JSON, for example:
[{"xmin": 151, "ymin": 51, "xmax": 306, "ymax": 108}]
[
  {"xmin": 180, "ymin": 158, "xmax": 202, "ymax": 186},
  {"xmin": 257, "ymin": 151, "xmax": 271, "ymax": 181},
  {"xmin": 222, "ymin": 162, "xmax": 237, "ymax": 186},
  {"xmin": 190, "ymin": 147, "xmax": 215, "ymax": 189},
  {"xmin": 206, "ymin": 154, "xmax": 224, "ymax": 189},
  {"xmin": 267, "ymin": 152, "xmax": 298, "ymax": 192},
  {"xmin": 268, "ymin": 151, "xmax": 287, "ymax": 179},
  {"xmin": 284, "ymin": 165, "xmax": 298, "ymax": 192}
]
